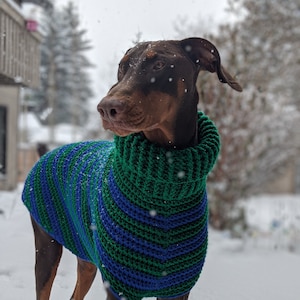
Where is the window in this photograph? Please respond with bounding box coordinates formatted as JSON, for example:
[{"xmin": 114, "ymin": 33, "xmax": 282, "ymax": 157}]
[{"xmin": 0, "ymin": 105, "xmax": 7, "ymax": 176}]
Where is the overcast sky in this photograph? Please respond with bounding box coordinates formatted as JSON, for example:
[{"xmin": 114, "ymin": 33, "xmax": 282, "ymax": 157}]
[{"xmin": 56, "ymin": 0, "xmax": 229, "ymax": 100}]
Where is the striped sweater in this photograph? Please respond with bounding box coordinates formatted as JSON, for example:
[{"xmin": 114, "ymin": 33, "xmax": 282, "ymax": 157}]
[{"xmin": 22, "ymin": 112, "xmax": 220, "ymax": 300}]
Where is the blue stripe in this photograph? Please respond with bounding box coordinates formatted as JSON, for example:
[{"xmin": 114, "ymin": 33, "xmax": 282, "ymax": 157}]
[
  {"xmin": 95, "ymin": 234, "xmax": 205, "ymax": 292},
  {"xmin": 108, "ymin": 169, "xmax": 207, "ymax": 231}
]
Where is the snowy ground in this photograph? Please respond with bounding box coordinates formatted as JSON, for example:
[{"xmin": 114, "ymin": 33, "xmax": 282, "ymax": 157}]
[{"xmin": 0, "ymin": 185, "xmax": 299, "ymax": 300}]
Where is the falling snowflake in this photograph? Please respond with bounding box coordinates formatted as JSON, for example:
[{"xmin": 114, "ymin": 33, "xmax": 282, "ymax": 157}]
[
  {"xmin": 177, "ymin": 171, "xmax": 185, "ymax": 179},
  {"xmin": 149, "ymin": 210, "xmax": 157, "ymax": 217}
]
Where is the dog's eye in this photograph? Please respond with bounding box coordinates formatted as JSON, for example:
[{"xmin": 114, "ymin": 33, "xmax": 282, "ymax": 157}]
[{"xmin": 153, "ymin": 60, "xmax": 166, "ymax": 71}]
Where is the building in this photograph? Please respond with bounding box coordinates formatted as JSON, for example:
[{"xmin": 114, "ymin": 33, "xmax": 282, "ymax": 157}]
[{"xmin": 0, "ymin": 0, "xmax": 42, "ymax": 190}]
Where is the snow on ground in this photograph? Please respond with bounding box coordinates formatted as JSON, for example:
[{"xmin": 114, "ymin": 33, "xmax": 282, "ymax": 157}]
[
  {"xmin": 19, "ymin": 112, "xmax": 87, "ymax": 146},
  {"xmin": 0, "ymin": 185, "xmax": 299, "ymax": 300}
]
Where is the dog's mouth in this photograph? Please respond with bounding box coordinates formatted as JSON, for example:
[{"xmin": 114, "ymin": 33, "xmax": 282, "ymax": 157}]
[
  {"xmin": 101, "ymin": 119, "xmax": 136, "ymax": 136},
  {"xmin": 101, "ymin": 116, "xmax": 160, "ymax": 137}
]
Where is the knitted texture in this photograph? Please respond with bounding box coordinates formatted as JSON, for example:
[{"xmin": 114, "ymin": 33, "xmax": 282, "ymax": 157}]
[{"xmin": 22, "ymin": 112, "xmax": 220, "ymax": 300}]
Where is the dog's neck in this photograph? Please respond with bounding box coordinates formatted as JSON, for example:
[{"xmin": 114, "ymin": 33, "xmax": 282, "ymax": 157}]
[
  {"xmin": 142, "ymin": 120, "xmax": 198, "ymax": 149},
  {"xmin": 142, "ymin": 99, "xmax": 199, "ymax": 149}
]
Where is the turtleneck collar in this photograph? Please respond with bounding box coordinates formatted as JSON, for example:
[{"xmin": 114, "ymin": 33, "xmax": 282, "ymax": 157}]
[{"xmin": 112, "ymin": 112, "xmax": 220, "ymax": 201}]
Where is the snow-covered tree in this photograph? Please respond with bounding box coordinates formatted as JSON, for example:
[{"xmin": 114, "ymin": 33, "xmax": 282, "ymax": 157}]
[
  {"xmin": 33, "ymin": 1, "xmax": 93, "ymax": 126},
  {"xmin": 175, "ymin": 0, "xmax": 300, "ymax": 233},
  {"xmin": 229, "ymin": 0, "xmax": 300, "ymax": 107}
]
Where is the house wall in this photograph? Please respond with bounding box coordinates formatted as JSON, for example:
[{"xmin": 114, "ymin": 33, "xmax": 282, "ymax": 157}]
[
  {"xmin": 0, "ymin": 0, "xmax": 42, "ymax": 87},
  {"xmin": 18, "ymin": 145, "xmax": 37, "ymax": 182},
  {"xmin": 0, "ymin": 85, "xmax": 19, "ymax": 190}
]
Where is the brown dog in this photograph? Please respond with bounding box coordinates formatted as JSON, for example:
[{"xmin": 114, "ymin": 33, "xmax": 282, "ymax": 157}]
[{"xmin": 25, "ymin": 37, "xmax": 241, "ymax": 300}]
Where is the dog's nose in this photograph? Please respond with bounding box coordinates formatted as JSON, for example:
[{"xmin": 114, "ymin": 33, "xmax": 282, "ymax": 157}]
[{"xmin": 97, "ymin": 98, "xmax": 126, "ymax": 120}]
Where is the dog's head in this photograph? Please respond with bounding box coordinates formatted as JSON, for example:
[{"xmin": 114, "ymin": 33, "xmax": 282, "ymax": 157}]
[{"xmin": 98, "ymin": 37, "xmax": 242, "ymax": 137}]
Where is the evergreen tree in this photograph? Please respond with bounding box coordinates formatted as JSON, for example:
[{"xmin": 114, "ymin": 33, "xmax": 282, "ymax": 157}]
[{"xmin": 33, "ymin": 1, "xmax": 93, "ymax": 126}]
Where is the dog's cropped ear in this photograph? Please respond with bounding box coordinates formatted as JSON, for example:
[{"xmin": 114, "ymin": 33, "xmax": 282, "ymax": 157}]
[{"xmin": 180, "ymin": 37, "xmax": 242, "ymax": 92}]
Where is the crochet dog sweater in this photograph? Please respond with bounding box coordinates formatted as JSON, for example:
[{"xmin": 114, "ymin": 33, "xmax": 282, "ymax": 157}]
[{"xmin": 22, "ymin": 111, "xmax": 220, "ymax": 300}]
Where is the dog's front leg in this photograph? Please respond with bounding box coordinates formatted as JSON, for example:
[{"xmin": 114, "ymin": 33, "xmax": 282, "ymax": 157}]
[
  {"xmin": 31, "ymin": 217, "xmax": 63, "ymax": 300},
  {"xmin": 70, "ymin": 257, "xmax": 97, "ymax": 300}
]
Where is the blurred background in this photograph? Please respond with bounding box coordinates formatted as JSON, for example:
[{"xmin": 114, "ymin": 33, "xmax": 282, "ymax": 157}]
[{"xmin": 0, "ymin": 0, "xmax": 299, "ymax": 299}]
